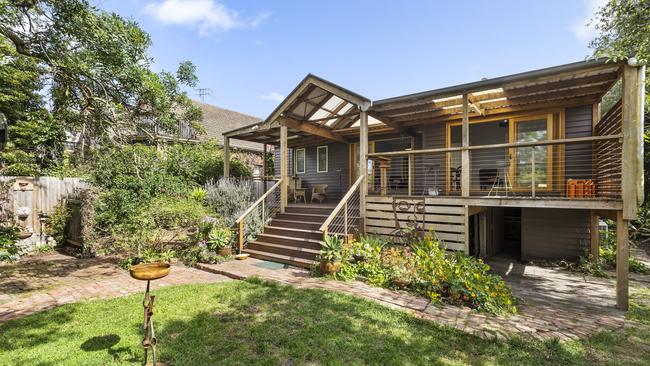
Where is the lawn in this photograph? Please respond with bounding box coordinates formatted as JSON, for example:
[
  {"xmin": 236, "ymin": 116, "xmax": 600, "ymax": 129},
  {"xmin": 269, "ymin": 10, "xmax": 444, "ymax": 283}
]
[{"xmin": 1, "ymin": 279, "xmax": 649, "ymax": 366}]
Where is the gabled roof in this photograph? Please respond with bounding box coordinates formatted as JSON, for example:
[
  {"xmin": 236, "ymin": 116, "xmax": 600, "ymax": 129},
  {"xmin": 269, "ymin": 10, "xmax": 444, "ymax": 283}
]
[
  {"xmin": 224, "ymin": 74, "xmax": 384, "ymax": 147},
  {"xmin": 194, "ymin": 100, "xmax": 263, "ymax": 152}
]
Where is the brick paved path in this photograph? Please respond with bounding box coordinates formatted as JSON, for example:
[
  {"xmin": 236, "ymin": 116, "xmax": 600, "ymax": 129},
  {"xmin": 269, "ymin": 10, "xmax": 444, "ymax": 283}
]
[
  {"xmin": 0, "ymin": 252, "xmax": 230, "ymax": 323},
  {"xmin": 0, "ymin": 251, "xmax": 633, "ymax": 341},
  {"xmin": 197, "ymin": 257, "xmax": 628, "ymax": 341}
]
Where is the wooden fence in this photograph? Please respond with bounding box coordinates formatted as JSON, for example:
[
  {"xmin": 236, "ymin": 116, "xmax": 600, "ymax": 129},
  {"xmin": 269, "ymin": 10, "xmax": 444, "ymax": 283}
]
[{"xmin": 0, "ymin": 176, "xmax": 87, "ymax": 233}]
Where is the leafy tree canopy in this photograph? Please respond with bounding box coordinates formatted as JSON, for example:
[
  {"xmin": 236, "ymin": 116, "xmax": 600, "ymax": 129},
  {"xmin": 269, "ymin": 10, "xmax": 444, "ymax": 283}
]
[
  {"xmin": 0, "ymin": 0, "xmax": 202, "ymax": 159},
  {"xmin": 591, "ymin": 0, "xmax": 649, "ymax": 113},
  {"xmin": 590, "ymin": 0, "xmax": 650, "ymax": 204}
]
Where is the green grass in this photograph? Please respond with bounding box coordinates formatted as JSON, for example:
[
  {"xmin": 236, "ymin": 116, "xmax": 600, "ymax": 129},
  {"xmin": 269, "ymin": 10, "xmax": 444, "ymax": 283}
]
[{"xmin": 1, "ymin": 279, "xmax": 649, "ymax": 365}]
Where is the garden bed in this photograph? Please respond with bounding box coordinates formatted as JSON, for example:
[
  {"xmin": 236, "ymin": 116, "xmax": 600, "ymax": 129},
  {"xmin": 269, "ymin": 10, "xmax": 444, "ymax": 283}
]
[{"xmin": 314, "ymin": 235, "xmax": 517, "ymax": 314}]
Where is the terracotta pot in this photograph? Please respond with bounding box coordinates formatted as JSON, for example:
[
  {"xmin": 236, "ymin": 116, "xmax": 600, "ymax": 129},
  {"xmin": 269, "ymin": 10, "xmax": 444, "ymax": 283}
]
[
  {"xmin": 320, "ymin": 261, "xmax": 341, "ymax": 274},
  {"xmin": 218, "ymin": 247, "xmax": 232, "ymax": 256},
  {"xmin": 391, "ymin": 277, "xmax": 411, "ymax": 288}
]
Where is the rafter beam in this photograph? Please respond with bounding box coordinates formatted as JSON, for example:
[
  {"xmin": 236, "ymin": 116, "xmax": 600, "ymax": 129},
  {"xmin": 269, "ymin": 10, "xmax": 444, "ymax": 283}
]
[
  {"xmin": 278, "ymin": 116, "xmax": 347, "ymax": 143},
  {"xmin": 369, "ymin": 111, "xmax": 416, "ymax": 137},
  {"xmin": 468, "ymin": 96, "xmax": 485, "ymax": 116}
]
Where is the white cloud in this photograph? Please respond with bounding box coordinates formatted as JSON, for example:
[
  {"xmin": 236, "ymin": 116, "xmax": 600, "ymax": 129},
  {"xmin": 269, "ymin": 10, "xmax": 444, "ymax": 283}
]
[
  {"xmin": 570, "ymin": 0, "xmax": 608, "ymax": 43},
  {"xmin": 261, "ymin": 92, "xmax": 284, "ymax": 102},
  {"xmin": 144, "ymin": 0, "xmax": 270, "ymax": 35}
]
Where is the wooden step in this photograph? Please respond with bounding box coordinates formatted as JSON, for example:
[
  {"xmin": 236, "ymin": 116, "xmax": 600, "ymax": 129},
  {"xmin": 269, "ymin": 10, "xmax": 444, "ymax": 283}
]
[
  {"xmin": 268, "ymin": 219, "xmax": 322, "ymax": 231},
  {"xmin": 255, "ymin": 233, "xmax": 322, "ymax": 250},
  {"xmin": 264, "ymin": 226, "xmax": 323, "ymax": 240},
  {"xmin": 274, "ymin": 213, "xmax": 328, "ymax": 223},
  {"xmin": 247, "ymin": 241, "xmax": 319, "ymax": 260},
  {"xmin": 285, "ymin": 206, "xmax": 334, "ymax": 216},
  {"xmin": 244, "ymin": 249, "xmax": 316, "ymax": 268}
]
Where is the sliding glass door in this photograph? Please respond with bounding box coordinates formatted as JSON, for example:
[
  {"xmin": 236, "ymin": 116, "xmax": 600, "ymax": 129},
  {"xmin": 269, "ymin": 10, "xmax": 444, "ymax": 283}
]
[{"xmin": 510, "ymin": 115, "xmax": 553, "ymax": 190}]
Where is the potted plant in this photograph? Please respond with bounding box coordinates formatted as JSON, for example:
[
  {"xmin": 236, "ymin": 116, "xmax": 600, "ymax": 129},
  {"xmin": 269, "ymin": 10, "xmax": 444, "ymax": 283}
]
[
  {"xmin": 207, "ymin": 226, "xmax": 233, "ymax": 256},
  {"xmin": 318, "ymin": 235, "xmax": 343, "ymax": 274},
  {"xmin": 390, "ymin": 267, "xmax": 413, "ymax": 288}
]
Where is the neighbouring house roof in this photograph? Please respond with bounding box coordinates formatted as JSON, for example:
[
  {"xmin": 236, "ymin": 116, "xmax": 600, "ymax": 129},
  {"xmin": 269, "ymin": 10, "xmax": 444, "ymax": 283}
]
[
  {"xmin": 194, "ymin": 100, "xmax": 264, "ymax": 152},
  {"xmin": 224, "ymin": 58, "xmax": 624, "ymax": 146}
]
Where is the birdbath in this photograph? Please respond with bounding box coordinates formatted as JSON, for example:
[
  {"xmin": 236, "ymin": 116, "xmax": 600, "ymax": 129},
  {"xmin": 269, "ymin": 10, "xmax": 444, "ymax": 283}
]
[{"xmin": 129, "ymin": 262, "xmax": 171, "ymax": 366}]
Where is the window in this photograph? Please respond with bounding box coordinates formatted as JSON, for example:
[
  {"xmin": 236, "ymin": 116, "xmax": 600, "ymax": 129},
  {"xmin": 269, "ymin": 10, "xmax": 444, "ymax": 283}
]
[
  {"xmin": 317, "ymin": 146, "xmax": 328, "ymax": 173},
  {"xmin": 295, "ymin": 148, "xmax": 305, "ymax": 174}
]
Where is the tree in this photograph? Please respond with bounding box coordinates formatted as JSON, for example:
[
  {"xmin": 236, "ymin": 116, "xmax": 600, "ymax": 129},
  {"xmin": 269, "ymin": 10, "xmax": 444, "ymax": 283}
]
[
  {"xmin": 591, "ymin": 0, "xmax": 649, "ymax": 111},
  {"xmin": 0, "ymin": 0, "xmax": 202, "ymax": 159},
  {"xmin": 590, "ymin": 0, "xmax": 650, "ymax": 236},
  {"xmin": 0, "ymin": 38, "xmax": 44, "ymax": 124}
]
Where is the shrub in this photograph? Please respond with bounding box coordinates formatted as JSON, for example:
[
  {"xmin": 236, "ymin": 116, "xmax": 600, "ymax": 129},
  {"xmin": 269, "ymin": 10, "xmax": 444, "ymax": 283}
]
[
  {"xmin": 142, "ymin": 196, "xmax": 209, "ymax": 229},
  {"xmin": 48, "ymin": 201, "xmax": 71, "ymax": 244},
  {"xmin": 322, "ymin": 235, "xmax": 517, "ymax": 315},
  {"xmin": 569, "ymin": 230, "xmax": 648, "ymax": 277},
  {"xmin": 0, "ymin": 226, "xmax": 19, "ymax": 262},
  {"xmin": 163, "ymin": 141, "xmax": 252, "ymax": 185},
  {"xmin": 91, "ymin": 145, "xmax": 189, "ymax": 228},
  {"xmin": 205, "ymin": 178, "xmax": 255, "ymax": 226}
]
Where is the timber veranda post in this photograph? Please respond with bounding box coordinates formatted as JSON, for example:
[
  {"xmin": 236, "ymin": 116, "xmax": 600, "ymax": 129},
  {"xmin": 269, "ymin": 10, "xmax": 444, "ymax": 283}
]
[
  {"xmin": 280, "ymin": 125, "xmax": 288, "ymax": 213},
  {"xmin": 461, "ymin": 94, "xmax": 470, "ymax": 254},
  {"xmin": 223, "ymin": 136, "xmax": 230, "ymax": 177},
  {"xmin": 359, "ymin": 107, "xmax": 369, "ymax": 235},
  {"xmin": 617, "ymin": 60, "xmax": 645, "ymax": 310}
]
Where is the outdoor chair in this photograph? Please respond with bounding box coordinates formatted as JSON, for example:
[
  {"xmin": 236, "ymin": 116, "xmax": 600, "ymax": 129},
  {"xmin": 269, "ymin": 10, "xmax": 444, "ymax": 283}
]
[
  {"xmin": 310, "ymin": 184, "xmax": 328, "ymax": 203},
  {"xmin": 451, "ymin": 166, "xmax": 462, "ymax": 191},
  {"xmin": 479, "ymin": 169, "xmax": 498, "ymax": 190},
  {"xmin": 288, "ymin": 177, "xmax": 306, "ymax": 203}
]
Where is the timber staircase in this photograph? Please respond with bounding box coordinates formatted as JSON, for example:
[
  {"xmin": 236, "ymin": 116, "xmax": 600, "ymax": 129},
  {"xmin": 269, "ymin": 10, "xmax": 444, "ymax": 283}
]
[{"xmin": 244, "ymin": 204, "xmax": 335, "ymax": 267}]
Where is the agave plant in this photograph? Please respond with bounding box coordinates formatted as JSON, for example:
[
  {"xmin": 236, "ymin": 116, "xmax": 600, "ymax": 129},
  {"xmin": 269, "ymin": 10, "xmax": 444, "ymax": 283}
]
[{"xmin": 318, "ymin": 235, "xmax": 343, "ymax": 263}]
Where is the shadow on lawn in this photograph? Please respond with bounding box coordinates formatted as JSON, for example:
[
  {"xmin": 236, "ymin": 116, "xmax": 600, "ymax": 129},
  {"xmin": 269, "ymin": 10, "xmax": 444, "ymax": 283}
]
[{"xmin": 155, "ymin": 278, "xmax": 588, "ymax": 366}]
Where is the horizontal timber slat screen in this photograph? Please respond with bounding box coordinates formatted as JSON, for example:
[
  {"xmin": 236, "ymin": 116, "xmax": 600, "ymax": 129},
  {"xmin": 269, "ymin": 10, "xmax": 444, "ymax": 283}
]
[
  {"xmin": 595, "ymin": 100, "xmax": 623, "ymax": 199},
  {"xmin": 365, "ymin": 196, "xmax": 466, "ymax": 251}
]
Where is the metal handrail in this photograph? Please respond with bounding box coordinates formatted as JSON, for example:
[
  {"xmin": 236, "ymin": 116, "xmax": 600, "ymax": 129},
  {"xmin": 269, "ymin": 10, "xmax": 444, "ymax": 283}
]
[
  {"xmin": 367, "ymin": 134, "xmax": 623, "ymax": 157},
  {"xmin": 320, "ymin": 175, "xmax": 365, "ymax": 234},
  {"xmin": 235, "ymin": 179, "xmax": 283, "ymax": 224},
  {"xmin": 235, "ymin": 179, "xmax": 283, "ymax": 253}
]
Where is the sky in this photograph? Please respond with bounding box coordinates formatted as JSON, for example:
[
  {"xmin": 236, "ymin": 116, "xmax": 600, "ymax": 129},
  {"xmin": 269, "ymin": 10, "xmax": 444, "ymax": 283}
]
[{"xmin": 98, "ymin": 0, "xmax": 607, "ymax": 119}]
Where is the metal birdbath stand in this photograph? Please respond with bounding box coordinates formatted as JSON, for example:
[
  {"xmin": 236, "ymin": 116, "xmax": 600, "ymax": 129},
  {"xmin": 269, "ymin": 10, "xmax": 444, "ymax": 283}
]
[{"xmin": 129, "ymin": 262, "xmax": 171, "ymax": 366}]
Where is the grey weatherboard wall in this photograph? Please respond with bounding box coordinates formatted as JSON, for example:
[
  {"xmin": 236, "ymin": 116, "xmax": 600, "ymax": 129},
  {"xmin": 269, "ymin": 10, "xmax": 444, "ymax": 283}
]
[
  {"xmin": 521, "ymin": 208, "xmax": 591, "ymax": 260},
  {"xmin": 274, "ymin": 142, "xmax": 350, "ymax": 201},
  {"xmin": 564, "ymin": 105, "xmax": 593, "ymax": 180}
]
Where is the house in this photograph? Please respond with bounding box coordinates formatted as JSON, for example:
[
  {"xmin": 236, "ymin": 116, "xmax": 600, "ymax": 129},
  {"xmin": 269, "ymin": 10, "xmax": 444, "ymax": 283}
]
[
  {"xmin": 223, "ymin": 59, "xmax": 645, "ymax": 310},
  {"xmin": 194, "ymin": 101, "xmax": 265, "ymax": 177},
  {"xmin": 131, "ymin": 101, "xmax": 266, "ymax": 176}
]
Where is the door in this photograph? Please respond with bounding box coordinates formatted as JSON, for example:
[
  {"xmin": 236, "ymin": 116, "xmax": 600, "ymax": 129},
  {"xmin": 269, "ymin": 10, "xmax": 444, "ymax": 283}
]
[{"xmin": 510, "ymin": 115, "xmax": 553, "ymax": 191}]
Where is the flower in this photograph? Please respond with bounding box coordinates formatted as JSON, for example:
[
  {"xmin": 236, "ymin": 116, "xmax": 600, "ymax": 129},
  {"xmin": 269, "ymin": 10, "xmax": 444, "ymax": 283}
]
[{"xmin": 198, "ymin": 240, "xmax": 207, "ymax": 248}]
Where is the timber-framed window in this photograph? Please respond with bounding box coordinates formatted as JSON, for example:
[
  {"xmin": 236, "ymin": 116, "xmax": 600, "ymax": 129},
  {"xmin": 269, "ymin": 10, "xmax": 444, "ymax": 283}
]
[
  {"xmin": 317, "ymin": 146, "xmax": 328, "ymax": 173},
  {"xmin": 295, "ymin": 148, "xmax": 306, "ymax": 174}
]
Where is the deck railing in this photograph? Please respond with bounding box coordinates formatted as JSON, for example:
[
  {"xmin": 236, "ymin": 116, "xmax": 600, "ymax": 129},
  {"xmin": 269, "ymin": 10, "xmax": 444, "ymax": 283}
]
[
  {"xmin": 320, "ymin": 175, "xmax": 364, "ymax": 240},
  {"xmin": 366, "ymin": 134, "xmax": 623, "ymax": 200},
  {"xmin": 235, "ymin": 179, "xmax": 283, "ymax": 253}
]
